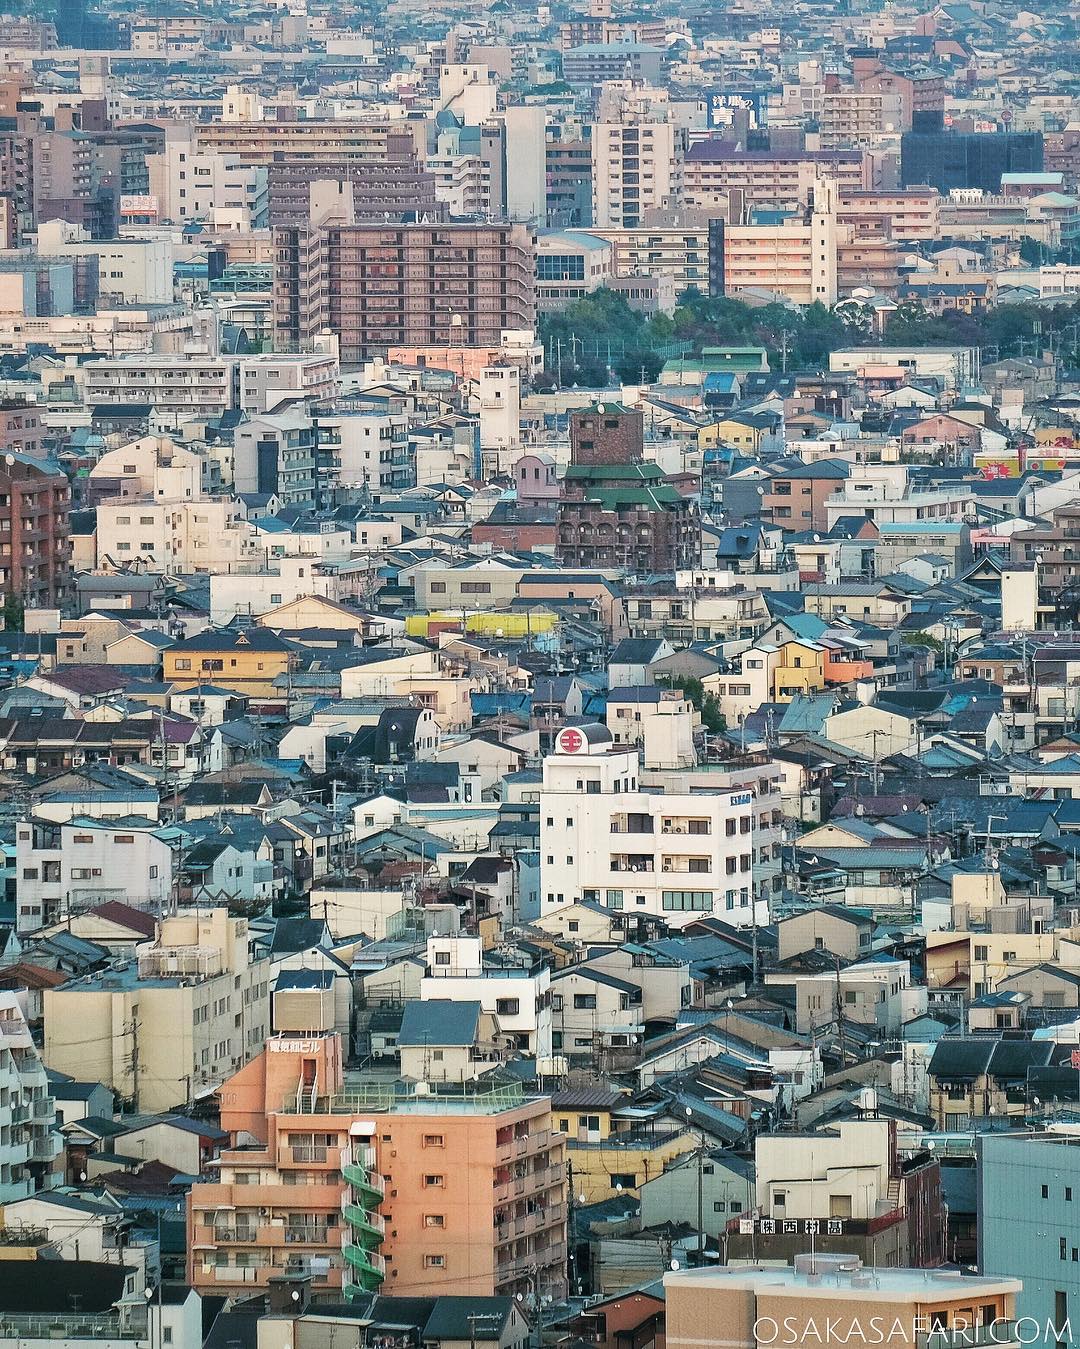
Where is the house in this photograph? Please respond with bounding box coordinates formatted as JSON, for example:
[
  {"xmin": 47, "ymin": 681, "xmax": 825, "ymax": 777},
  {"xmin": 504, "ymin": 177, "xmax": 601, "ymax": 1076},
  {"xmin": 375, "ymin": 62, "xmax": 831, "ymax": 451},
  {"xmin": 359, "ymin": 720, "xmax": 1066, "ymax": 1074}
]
[
  {"xmin": 608, "ymin": 638, "xmax": 677, "ymax": 688},
  {"xmin": 777, "ymin": 906, "xmax": 875, "ymax": 962},
  {"xmin": 398, "ymin": 999, "xmax": 510, "ymax": 1083},
  {"xmin": 163, "ymin": 628, "xmax": 296, "ymax": 697},
  {"xmin": 640, "ymin": 1148, "xmax": 754, "ymax": 1237}
]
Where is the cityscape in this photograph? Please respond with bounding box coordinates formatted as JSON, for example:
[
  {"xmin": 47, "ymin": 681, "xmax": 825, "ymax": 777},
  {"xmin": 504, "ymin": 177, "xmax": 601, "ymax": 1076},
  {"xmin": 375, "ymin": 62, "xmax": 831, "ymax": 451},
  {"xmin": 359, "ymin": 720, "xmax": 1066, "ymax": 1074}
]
[{"xmin": 0, "ymin": 0, "xmax": 1079, "ymax": 1346}]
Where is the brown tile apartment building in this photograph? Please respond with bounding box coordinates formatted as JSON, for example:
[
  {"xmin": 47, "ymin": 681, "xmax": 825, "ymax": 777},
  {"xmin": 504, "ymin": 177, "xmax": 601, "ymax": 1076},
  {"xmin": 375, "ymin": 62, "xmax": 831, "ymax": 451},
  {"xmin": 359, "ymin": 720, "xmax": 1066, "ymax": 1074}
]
[
  {"xmin": 0, "ymin": 451, "xmax": 71, "ymax": 606},
  {"xmin": 274, "ymin": 221, "xmax": 535, "ymax": 363}
]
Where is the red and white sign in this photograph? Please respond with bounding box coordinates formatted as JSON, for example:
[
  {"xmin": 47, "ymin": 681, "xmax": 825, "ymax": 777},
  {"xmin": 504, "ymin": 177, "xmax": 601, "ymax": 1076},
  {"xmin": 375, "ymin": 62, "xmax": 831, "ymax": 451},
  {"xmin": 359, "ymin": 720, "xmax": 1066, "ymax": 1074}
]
[
  {"xmin": 556, "ymin": 726, "xmax": 587, "ymax": 755},
  {"xmin": 1070, "ymin": 1049, "xmax": 1080, "ymax": 1070}
]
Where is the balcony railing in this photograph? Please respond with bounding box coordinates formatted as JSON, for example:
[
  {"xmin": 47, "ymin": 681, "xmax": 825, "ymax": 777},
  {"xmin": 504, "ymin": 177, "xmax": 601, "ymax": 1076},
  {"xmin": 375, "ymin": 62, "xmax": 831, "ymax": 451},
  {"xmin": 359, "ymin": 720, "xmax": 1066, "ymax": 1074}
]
[
  {"xmin": 0, "ymin": 1314, "xmax": 147, "ymax": 1340},
  {"xmin": 919, "ymin": 1323, "xmax": 1018, "ymax": 1349}
]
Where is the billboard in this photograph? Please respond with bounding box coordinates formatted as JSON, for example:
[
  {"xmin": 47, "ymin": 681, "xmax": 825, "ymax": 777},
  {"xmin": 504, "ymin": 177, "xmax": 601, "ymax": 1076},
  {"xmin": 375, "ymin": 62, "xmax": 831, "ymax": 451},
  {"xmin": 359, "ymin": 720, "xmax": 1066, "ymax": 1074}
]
[
  {"xmin": 707, "ymin": 89, "xmax": 768, "ymax": 130},
  {"xmin": 120, "ymin": 193, "xmax": 159, "ymax": 218}
]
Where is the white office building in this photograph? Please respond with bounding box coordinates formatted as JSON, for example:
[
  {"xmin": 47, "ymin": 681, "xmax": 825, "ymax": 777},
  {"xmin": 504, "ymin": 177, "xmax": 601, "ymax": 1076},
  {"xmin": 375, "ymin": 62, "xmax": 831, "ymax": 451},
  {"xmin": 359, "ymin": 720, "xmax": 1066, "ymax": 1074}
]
[{"xmin": 539, "ymin": 723, "xmax": 760, "ymax": 929}]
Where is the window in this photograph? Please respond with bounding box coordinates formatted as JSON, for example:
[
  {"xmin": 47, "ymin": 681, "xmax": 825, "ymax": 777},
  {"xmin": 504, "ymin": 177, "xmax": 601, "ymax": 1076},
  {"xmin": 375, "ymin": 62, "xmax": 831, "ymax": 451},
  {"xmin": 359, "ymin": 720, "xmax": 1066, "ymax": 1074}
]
[
  {"xmin": 423, "ymin": 1134, "xmax": 444, "ymax": 1147},
  {"xmin": 496, "ymin": 998, "xmax": 520, "ymax": 1016},
  {"xmin": 424, "ymin": 1214, "xmax": 445, "ymax": 1227},
  {"xmin": 610, "ymin": 1173, "xmax": 635, "ymax": 1189},
  {"xmin": 661, "ymin": 890, "xmax": 713, "ymax": 912},
  {"xmin": 434, "ymin": 951, "xmax": 450, "ymax": 966},
  {"xmin": 423, "ymin": 1175, "xmax": 444, "ymax": 1187},
  {"xmin": 574, "ymin": 994, "xmax": 597, "ymax": 1010},
  {"xmin": 1043, "ymin": 1185, "xmax": 1051, "ymax": 1199},
  {"xmin": 423, "ymin": 1254, "xmax": 446, "ymax": 1268},
  {"xmin": 974, "ymin": 944, "xmax": 989, "ymax": 962}
]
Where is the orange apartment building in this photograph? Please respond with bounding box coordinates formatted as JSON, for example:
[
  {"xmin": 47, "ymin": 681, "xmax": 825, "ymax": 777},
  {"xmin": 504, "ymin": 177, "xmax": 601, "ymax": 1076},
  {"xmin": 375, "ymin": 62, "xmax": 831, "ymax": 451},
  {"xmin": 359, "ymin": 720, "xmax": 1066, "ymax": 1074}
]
[
  {"xmin": 838, "ymin": 188, "xmax": 941, "ymax": 242},
  {"xmin": 188, "ymin": 1033, "xmax": 567, "ymax": 1303},
  {"xmin": 682, "ymin": 144, "xmax": 870, "ymax": 213}
]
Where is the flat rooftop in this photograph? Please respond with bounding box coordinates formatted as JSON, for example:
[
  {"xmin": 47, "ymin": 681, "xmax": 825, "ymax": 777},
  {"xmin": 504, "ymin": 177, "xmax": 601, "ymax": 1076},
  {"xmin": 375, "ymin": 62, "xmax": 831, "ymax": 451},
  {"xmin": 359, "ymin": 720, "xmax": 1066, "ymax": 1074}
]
[{"xmin": 665, "ymin": 1263, "xmax": 1020, "ymax": 1299}]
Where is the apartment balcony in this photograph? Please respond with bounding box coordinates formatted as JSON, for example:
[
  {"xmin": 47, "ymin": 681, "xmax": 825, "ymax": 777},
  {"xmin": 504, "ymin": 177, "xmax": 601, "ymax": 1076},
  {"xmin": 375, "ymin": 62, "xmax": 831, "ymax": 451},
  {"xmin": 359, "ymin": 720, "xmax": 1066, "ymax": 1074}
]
[
  {"xmin": 494, "ymin": 1129, "xmax": 552, "ymax": 1164},
  {"xmin": 491, "ymin": 1163, "xmax": 563, "ymax": 1206},
  {"xmin": 919, "ymin": 1323, "xmax": 1018, "ymax": 1349},
  {"xmin": 288, "ymin": 1144, "xmax": 340, "ymax": 1166},
  {"xmin": 0, "ymin": 1019, "xmax": 33, "ymax": 1049},
  {"xmin": 495, "ymin": 1202, "xmax": 565, "ymax": 1244}
]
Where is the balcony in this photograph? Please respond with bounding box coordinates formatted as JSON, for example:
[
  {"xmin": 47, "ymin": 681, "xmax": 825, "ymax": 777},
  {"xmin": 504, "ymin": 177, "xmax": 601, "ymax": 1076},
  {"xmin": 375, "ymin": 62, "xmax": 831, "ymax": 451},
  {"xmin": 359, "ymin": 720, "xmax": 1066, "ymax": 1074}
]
[
  {"xmin": 290, "ymin": 1145, "xmax": 333, "ymax": 1165},
  {"xmin": 284, "ymin": 1225, "xmax": 331, "ymax": 1245},
  {"xmin": 919, "ymin": 1324, "xmax": 1018, "ymax": 1349}
]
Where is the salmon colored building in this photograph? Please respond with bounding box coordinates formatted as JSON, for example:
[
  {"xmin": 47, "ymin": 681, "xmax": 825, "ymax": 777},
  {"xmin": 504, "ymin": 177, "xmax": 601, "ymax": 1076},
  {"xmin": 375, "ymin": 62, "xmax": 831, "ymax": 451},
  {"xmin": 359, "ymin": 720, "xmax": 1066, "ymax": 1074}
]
[{"xmin": 187, "ymin": 1032, "xmax": 567, "ymax": 1303}]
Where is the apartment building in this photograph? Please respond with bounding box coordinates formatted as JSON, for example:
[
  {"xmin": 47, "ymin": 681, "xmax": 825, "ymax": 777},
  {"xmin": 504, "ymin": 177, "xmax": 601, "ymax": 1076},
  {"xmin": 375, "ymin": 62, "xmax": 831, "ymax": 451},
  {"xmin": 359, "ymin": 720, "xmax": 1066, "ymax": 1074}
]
[
  {"xmin": 36, "ymin": 218, "xmax": 173, "ymax": 305},
  {"xmin": 640, "ymin": 757, "xmax": 785, "ymax": 914},
  {"xmin": 147, "ymin": 135, "xmax": 267, "ymax": 226},
  {"xmin": 15, "ymin": 815, "xmax": 172, "ymax": 933},
  {"xmin": 0, "ymin": 451, "xmax": 70, "ymax": 607},
  {"xmin": 539, "ymin": 723, "xmax": 758, "ymax": 928},
  {"xmin": 95, "ymin": 497, "xmax": 260, "ymax": 574},
  {"xmin": 981, "ymin": 1132, "xmax": 1080, "ymax": 1333},
  {"xmin": 274, "ymin": 221, "xmax": 536, "ymax": 363},
  {"xmin": 718, "ymin": 184, "xmax": 840, "ymax": 305},
  {"xmin": 266, "ymin": 139, "xmax": 438, "ymax": 227},
  {"xmin": 84, "ymin": 350, "xmax": 338, "ymax": 419},
  {"xmin": 819, "ymin": 89, "xmax": 903, "ymax": 149},
  {"xmin": 683, "ymin": 143, "xmax": 870, "ymax": 212},
  {"xmin": 0, "ymin": 398, "xmax": 43, "ymax": 458},
  {"xmin": 546, "ymin": 136, "xmax": 593, "ymax": 227},
  {"xmin": 0, "ymin": 992, "xmax": 59, "ymax": 1201},
  {"xmin": 187, "ymin": 1032, "xmax": 567, "ymax": 1301},
  {"xmin": 838, "ymin": 188, "xmax": 941, "ymax": 242},
  {"xmin": 591, "ymin": 120, "xmax": 683, "ymax": 229},
  {"xmin": 193, "ymin": 119, "xmax": 420, "ymax": 167},
  {"xmin": 741, "ymin": 1119, "xmax": 942, "ymax": 1267},
  {"xmin": 43, "ymin": 909, "xmax": 271, "ymax": 1112},
  {"xmin": 590, "ymin": 217, "xmax": 713, "ymax": 292},
  {"xmin": 822, "ymin": 463, "xmax": 978, "ymax": 528},
  {"xmin": 233, "ymin": 412, "xmax": 317, "ymax": 509},
  {"xmin": 86, "ymin": 435, "xmax": 209, "ymax": 505}
]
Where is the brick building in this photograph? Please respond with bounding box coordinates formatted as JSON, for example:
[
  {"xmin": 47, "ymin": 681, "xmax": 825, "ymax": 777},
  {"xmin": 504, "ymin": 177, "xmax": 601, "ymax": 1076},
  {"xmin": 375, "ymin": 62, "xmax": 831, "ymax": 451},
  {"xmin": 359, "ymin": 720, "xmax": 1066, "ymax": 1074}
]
[
  {"xmin": 556, "ymin": 403, "xmax": 699, "ymax": 571},
  {"xmin": 265, "ymin": 133, "xmax": 441, "ymax": 226},
  {"xmin": 0, "ymin": 399, "xmax": 43, "ymax": 459},
  {"xmin": 274, "ymin": 220, "xmax": 535, "ymax": 363},
  {"xmin": 0, "ymin": 451, "xmax": 71, "ymax": 606}
]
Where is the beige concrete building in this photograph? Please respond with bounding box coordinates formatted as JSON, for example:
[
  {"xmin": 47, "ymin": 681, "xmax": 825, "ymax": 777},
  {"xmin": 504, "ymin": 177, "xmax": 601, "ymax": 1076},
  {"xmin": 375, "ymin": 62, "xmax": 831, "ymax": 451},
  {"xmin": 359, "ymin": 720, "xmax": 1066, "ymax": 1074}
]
[
  {"xmin": 838, "ymin": 188, "xmax": 941, "ymax": 242},
  {"xmin": 591, "ymin": 119, "xmax": 683, "ymax": 229},
  {"xmin": 43, "ymin": 909, "xmax": 271, "ymax": 1112},
  {"xmin": 819, "ymin": 89, "xmax": 903, "ymax": 149},
  {"xmin": 665, "ymin": 1259, "xmax": 1022, "ymax": 1349},
  {"xmin": 591, "ymin": 216, "xmax": 712, "ymax": 292}
]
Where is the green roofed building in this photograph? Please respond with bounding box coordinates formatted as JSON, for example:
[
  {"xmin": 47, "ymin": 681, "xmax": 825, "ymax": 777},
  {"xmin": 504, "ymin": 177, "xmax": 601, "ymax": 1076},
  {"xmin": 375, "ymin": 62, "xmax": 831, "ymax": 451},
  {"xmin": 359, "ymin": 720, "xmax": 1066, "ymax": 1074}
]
[{"xmin": 556, "ymin": 402, "xmax": 699, "ymax": 571}]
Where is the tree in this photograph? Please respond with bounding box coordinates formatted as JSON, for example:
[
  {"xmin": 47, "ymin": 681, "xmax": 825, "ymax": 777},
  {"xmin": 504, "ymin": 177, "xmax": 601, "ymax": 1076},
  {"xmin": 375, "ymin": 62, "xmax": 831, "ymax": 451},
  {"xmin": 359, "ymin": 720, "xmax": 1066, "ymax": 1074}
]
[
  {"xmin": 656, "ymin": 674, "xmax": 727, "ymax": 733},
  {"xmin": 3, "ymin": 594, "xmax": 24, "ymax": 632},
  {"xmin": 902, "ymin": 631, "xmax": 944, "ymax": 657}
]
